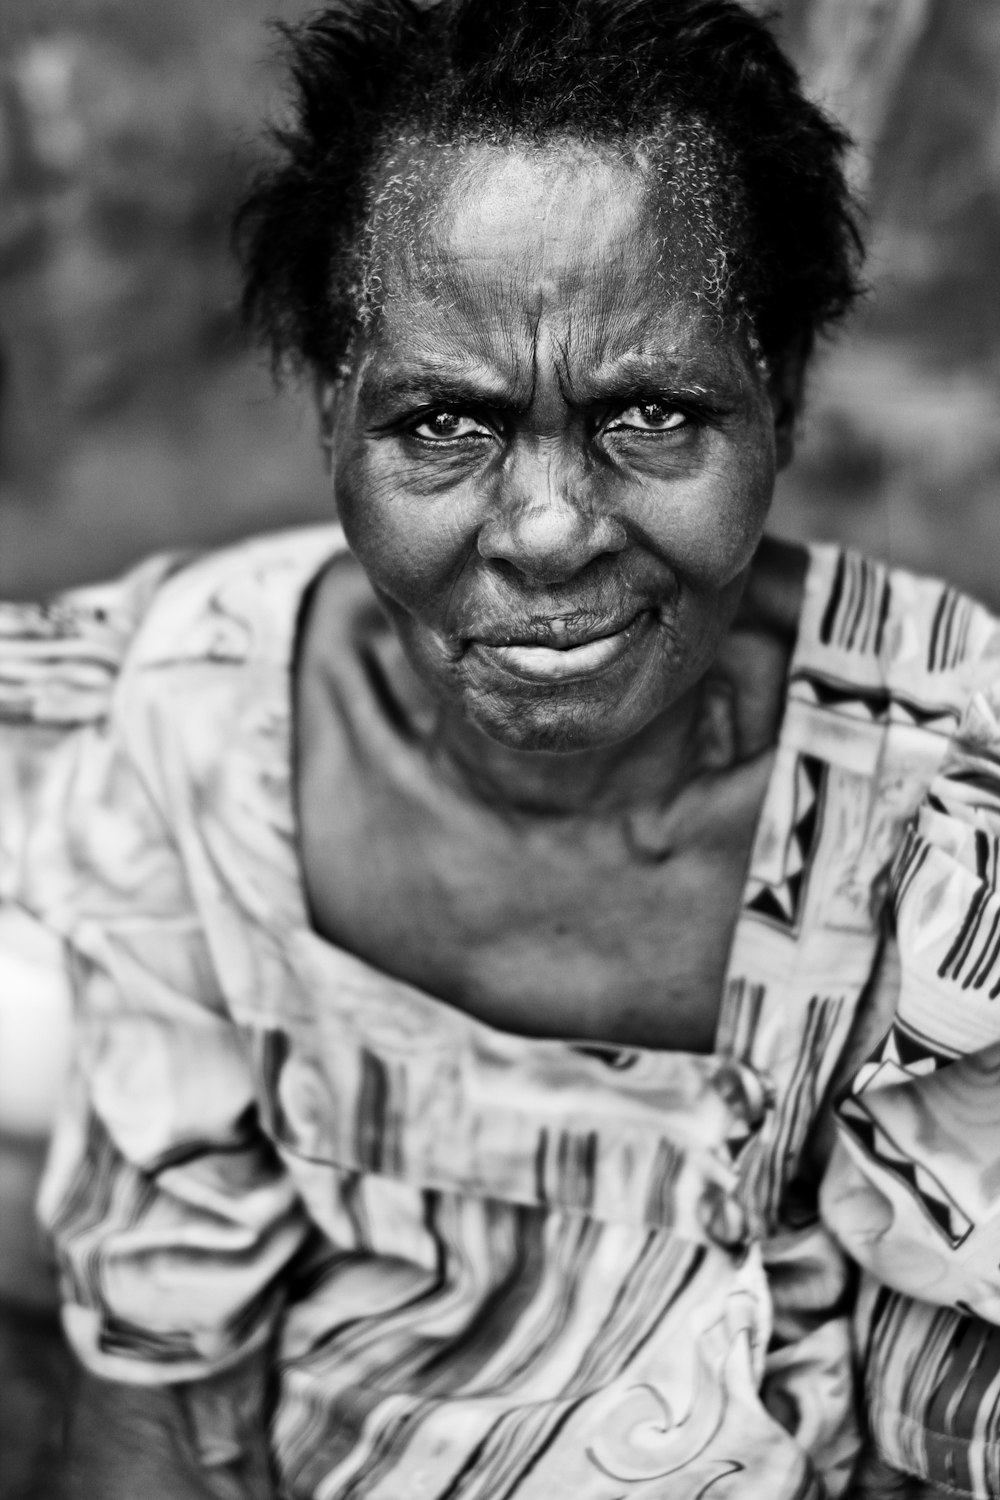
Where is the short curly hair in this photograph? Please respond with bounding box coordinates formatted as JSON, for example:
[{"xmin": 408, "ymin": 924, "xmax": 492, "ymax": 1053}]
[{"xmin": 236, "ymin": 0, "xmax": 865, "ymax": 378}]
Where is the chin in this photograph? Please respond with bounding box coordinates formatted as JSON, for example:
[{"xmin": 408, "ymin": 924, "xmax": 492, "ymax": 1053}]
[{"xmin": 463, "ymin": 687, "xmax": 657, "ymax": 755}]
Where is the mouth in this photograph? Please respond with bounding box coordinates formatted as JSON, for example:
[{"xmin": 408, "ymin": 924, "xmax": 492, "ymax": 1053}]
[{"xmin": 470, "ymin": 610, "xmax": 654, "ymax": 683}]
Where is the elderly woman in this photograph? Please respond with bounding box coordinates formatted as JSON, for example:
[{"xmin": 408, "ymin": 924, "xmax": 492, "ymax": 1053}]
[{"xmin": 4, "ymin": 1, "xmax": 1000, "ymax": 1497}]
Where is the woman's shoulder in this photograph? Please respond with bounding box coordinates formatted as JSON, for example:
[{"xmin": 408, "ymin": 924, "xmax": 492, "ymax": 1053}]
[
  {"xmin": 0, "ymin": 528, "xmax": 346, "ymax": 904},
  {"xmin": 742, "ymin": 538, "xmax": 1000, "ymax": 760},
  {"xmin": 105, "ymin": 524, "xmax": 349, "ymax": 833},
  {"xmin": 0, "ymin": 550, "xmax": 186, "ymax": 732},
  {"xmin": 0, "ymin": 525, "xmax": 346, "ymax": 733},
  {"xmin": 797, "ymin": 542, "xmax": 1000, "ymax": 709},
  {"xmin": 816, "ymin": 553, "xmax": 1000, "ymax": 1329},
  {"xmin": 117, "ymin": 524, "xmax": 346, "ymax": 680}
]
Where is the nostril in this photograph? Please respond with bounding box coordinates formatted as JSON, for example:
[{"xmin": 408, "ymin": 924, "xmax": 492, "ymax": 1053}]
[{"xmin": 477, "ymin": 501, "xmax": 626, "ymax": 581}]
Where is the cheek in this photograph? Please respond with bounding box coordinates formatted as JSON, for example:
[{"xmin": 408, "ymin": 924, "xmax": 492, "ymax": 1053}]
[
  {"xmin": 335, "ymin": 451, "xmax": 474, "ymax": 613},
  {"xmin": 649, "ymin": 439, "xmax": 775, "ymax": 588},
  {"xmin": 717, "ymin": 452, "xmax": 775, "ymax": 564}
]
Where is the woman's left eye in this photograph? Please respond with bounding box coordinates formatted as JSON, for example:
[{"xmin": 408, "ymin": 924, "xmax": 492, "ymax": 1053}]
[
  {"xmin": 605, "ymin": 402, "xmax": 688, "ymax": 434},
  {"xmin": 410, "ymin": 411, "xmax": 492, "ymax": 441}
]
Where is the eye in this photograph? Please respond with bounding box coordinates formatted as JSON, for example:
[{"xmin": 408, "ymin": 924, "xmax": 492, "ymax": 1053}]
[
  {"xmin": 410, "ymin": 410, "xmax": 493, "ymax": 442},
  {"xmin": 605, "ymin": 401, "xmax": 688, "ymax": 435}
]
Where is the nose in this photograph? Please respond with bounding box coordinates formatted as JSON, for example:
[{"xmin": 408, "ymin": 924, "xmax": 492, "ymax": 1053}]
[{"xmin": 477, "ymin": 450, "xmax": 626, "ymax": 584}]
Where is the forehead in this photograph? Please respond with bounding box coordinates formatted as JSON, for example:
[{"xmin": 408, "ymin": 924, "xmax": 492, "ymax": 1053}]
[{"xmin": 360, "ymin": 140, "xmax": 737, "ymax": 383}]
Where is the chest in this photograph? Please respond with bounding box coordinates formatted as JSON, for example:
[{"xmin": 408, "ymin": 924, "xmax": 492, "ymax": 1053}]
[{"xmin": 301, "ymin": 748, "xmax": 772, "ymax": 1054}]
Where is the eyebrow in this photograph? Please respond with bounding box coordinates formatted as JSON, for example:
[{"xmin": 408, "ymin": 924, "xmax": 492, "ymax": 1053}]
[
  {"xmin": 572, "ymin": 350, "xmax": 740, "ymax": 405},
  {"xmin": 362, "ymin": 359, "xmax": 521, "ymax": 410},
  {"xmin": 362, "ymin": 346, "xmax": 742, "ymax": 413}
]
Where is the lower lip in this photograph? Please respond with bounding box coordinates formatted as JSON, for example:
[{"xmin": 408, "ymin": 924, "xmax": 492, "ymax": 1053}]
[{"xmin": 475, "ymin": 615, "xmax": 649, "ymax": 682}]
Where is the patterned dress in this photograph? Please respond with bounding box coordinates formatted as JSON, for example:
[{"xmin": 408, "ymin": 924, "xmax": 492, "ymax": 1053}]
[{"xmin": 1, "ymin": 526, "xmax": 999, "ymax": 1499}]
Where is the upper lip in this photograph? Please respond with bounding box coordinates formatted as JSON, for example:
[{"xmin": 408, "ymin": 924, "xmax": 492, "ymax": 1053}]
[{"xmin": 472, "ymin": 609, "xmax": 647, "ymax": 651}]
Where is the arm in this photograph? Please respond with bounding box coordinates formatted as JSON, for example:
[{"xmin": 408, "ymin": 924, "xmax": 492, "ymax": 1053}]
[
  {"xmin": 821, "ymin": 741, "xmax": 1000, "ymax": 1319},
  {"xmin": 30, "ymin": 718, "xmax": 309, "ymax": 1493},
  {"xmin": 0, "ymin": 646, "xmax": 309, "ymax": 1494},
  {"xmin": 0, "ymin": 560, "xmax": 317, "ymax": 1495},
  {"xmin": 821, "ymin": 682, "xmax": 1000, "ymax": 1495}
]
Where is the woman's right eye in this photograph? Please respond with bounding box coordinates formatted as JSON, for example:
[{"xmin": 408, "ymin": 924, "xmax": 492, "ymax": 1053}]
[{"xmin": 409, "ymin": 411, "xmax": 493, "ymax": 442}]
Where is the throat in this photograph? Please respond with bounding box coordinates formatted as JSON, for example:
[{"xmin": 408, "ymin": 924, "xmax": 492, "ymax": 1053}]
[{"xmin": 424, "ymin": 680, "xmax": 715, "ymax": 819}]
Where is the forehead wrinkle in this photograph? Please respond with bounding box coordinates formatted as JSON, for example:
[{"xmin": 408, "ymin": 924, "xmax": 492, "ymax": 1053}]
[
  {"xmin": 374, "ymin": 291, "xmax": 538, "ymax": 406},
  {"xmin": 355, "ymin": 125, "xmax": 753, "ymax": 387},
  {"xmin": 374, "ymin": 153, "xmax": 632, "ymax": 300},
  {"xmin": 378, "ymin": 251, "xmax": 553, "ymax": 407},
  {"xmin": 417, "ymin": 207, "xmax": 663, "ymax": 403},
  {"xmin": 362, "ymin": 139, "xmax": 753, "ymax": 409},
  {"xmin": 537, "ymin": 287, "xmax": 718, "ymax": 405},
  {"xmin": 370, "ymin": 138, "xmax": 717, "ymax": 290}
]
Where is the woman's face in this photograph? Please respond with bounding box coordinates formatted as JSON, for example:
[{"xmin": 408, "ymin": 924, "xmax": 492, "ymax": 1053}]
[{"xmin": 326, "ymin": 143, "xmax": 788, "ymax": 753}]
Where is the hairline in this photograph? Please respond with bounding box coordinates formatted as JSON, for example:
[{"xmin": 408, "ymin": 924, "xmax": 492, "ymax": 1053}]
[{"xmin": 348, "ymin": 118, "xmax": 754, "ymax": 365}]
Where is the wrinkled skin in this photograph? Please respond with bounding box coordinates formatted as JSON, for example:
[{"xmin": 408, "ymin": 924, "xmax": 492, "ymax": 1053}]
[
  {"xmin": 323, "ymin": 142, "xmax": 794, "ymax": 776},
  {"xmin": 294, "ymin": 140, "xmax": 802, "ymax": 1052}
]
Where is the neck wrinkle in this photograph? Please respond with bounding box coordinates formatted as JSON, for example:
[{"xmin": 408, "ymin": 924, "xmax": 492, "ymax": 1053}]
[{"xmin": 423, "ymin": 680, "xmax": 710, "ymax": 821}]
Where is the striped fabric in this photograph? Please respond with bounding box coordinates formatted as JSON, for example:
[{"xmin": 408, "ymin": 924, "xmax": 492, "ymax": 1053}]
[
  {"xmin": 1, "ymin": 527, "xmax": 999, "ymax": 1497},
  {"xmin": 858, "ymin": 1286, "xmax": 1000, "ymax": 1496}
]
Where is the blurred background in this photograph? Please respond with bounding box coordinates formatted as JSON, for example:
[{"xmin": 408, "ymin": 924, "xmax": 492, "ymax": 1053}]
[{"xmin": 0, "ymin": 0, "xmax": 998, "ymax": 1493}]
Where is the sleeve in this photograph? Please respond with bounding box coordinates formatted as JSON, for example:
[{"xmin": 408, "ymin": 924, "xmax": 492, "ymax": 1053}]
[
  {"xmin": 820, "ymin": 671, "xmax": 1000, "ymax": 1495},
  {"xmin": 820, "ymin": 683, "xmax": 1000, "ymax": 1322},
  {"xmin": 0, "ymin": 562, "xmax": 309, "ymax": 1385}
]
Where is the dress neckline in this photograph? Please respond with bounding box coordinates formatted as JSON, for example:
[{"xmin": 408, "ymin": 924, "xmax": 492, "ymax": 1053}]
[{"xmin": 277, "ymin": 528, "xmax": 823, "ymax": 1065}]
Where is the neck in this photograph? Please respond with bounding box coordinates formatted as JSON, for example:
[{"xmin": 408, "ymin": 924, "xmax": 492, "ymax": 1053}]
[
  {"xmin": 310, "ymin": 538, "xmax": 806, "ymax": 823},
  {"xmin": 422, "ymin": 680, "xmax": 713, "ymax": 818}
]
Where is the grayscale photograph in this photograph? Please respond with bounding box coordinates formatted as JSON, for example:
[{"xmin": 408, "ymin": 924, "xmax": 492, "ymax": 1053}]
[{"xmin": 0, "ymin": 2, "xmax": 998, "ymax": 1497}]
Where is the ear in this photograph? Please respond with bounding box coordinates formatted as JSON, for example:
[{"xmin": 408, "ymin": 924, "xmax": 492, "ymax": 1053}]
[
  {"xmin": 314, "ymin": 376, "xmax": 339, "ymax": 475},
  {"xmin": 767, "ymin": 340, "xmax": 808, "ymax": 472}
]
